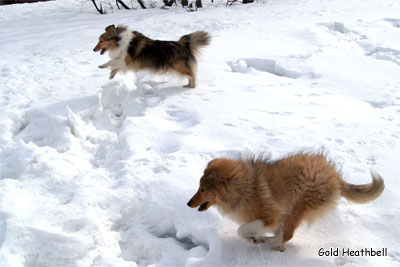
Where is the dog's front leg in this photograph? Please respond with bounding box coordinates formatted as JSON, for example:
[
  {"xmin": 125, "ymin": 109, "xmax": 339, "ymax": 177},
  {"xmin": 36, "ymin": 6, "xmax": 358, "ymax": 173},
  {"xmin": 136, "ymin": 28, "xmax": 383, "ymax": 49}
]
[
  {"xmin": 237, "ymin": 220, "xmax": 268, "ymax": 245},
  {"xmin": 260, "ymin": 226, "xmax": 285, "ymax": 252},
  {"xmin": 109, "ymin": 69, "xmax": 119, "ymax": 79},
  {"xmin": 99, "ymin": 60, "xmax": 112, "ymax": 69}
]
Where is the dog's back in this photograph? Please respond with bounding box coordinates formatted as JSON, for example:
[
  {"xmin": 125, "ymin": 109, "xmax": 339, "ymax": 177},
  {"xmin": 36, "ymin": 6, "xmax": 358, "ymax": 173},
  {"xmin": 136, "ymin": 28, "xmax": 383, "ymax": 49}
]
[
  {"xmin": 125, "ymin": 30, "xmax": 210, "ymax": 88},
  {"xmin": 264, "ymin": 154, "xmax": 341, "ymax": 210},
  {"xmin": 129, "ymin": 39, "xmax": 191, "ymax": 70},
  {"xmin": 263, "ymin": 153, "xmax": 383, "ymax": 216}
]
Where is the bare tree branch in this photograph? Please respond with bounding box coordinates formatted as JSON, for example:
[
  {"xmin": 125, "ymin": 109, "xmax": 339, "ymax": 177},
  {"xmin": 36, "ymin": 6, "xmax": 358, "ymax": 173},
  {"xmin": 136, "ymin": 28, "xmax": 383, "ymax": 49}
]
[
  {"xmin": 91, "ymin": 0, "xmax": 104, "ymax": 14},
  {"xmin": 116, "ymin": 0, "xmax": 130, "ymax": 9},
  {"xmin": 136, "ymin": 0, "xmax": 146, "ymax": 9}
]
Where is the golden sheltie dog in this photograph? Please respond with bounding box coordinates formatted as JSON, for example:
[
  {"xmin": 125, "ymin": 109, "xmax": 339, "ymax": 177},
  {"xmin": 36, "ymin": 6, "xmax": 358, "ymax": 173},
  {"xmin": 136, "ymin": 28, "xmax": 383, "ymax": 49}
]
[
  {"xmin": 93, "ymin": 25, "xmax": 211, "ymax": 88},
  {"xmin": 187, "ymin": 153, "xmax": 384, "ymax": 251}
]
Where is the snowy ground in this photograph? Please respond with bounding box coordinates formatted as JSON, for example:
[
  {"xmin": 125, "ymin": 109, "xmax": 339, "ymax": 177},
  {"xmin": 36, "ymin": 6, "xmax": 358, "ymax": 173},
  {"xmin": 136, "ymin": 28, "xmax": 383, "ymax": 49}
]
[{"xmin": 1, "ymin": 0, "xmax": 400, "ymax": 266}]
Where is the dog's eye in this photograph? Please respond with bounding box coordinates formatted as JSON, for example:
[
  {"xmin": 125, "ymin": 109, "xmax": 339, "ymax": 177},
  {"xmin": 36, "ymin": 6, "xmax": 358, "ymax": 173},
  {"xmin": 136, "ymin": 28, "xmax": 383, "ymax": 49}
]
[
  {"xmin": 100, "ymin": 40, "xmax": 103, "ymax": 43},
  {"xmin": 200, "ymin": 189, "xmax": 205, "ymax": 193}
]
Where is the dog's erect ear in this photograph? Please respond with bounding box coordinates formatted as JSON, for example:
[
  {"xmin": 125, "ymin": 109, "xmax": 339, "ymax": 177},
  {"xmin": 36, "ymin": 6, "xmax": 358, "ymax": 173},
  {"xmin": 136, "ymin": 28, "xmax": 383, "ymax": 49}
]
[
  {"xmin": 206, "ymin": 170, "xmax": 232, "ymax": 184},
  {"xmin": 105, "ymin": 25, "xmax": 117, "ymax": 34},
  {"xmin": 207, "ymin": 158, "xmax": 235, "ymax": 178},
  {"xmin": 217, "ymin": 173, "xmax": 232, "ymax": 183},
  {"xmin": 207, "ymin": 158, "xmax": 222, "ymax": 168},
  {"xmin": 208, "ymin": 159, "xmax": 217, "ymax": 165},
  {"xmin": 208, "ymin": 171, "xmax": 217, "ymax": 180}
]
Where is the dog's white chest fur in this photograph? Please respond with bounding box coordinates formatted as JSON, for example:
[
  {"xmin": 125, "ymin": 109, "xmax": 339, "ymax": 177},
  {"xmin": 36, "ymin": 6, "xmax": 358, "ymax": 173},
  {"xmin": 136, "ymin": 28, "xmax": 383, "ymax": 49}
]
[
  {"xmin": 217, "ymin": 206, "xmax": 246, "ymax": 224},
  {"xmin": 108, "ymin": 30, "xmax": 133, "ymax": 72}
]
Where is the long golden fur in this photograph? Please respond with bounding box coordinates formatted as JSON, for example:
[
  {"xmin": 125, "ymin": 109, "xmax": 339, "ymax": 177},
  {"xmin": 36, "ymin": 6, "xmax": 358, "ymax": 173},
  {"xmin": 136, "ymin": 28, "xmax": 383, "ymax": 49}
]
[
  {"xmin": 187, "ymin": 152, "xmax": 384, "ymax": 251},
  {"xmin": 93, "ymin": 24, "xmax": 211, "ymax": 88}
]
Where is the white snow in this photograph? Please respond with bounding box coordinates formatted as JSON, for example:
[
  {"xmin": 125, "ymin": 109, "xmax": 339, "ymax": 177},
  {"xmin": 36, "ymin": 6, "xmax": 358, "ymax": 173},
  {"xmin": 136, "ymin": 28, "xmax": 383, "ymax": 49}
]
[{"xmin": 1, "ymin": 0, "xmax": 400, "ymax": 266}]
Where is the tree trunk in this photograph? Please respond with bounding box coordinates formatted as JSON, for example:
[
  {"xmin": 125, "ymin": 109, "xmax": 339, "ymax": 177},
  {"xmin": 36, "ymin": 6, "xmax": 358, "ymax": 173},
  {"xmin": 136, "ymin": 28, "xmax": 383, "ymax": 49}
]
[
  {"xmin": 163, "ymin": 0, "xmax": 176, "ymax": 6},
  {"xmin": 137, "ymin": 0, "xmax": 146, "ymax": 9},
  {"xmin": 195, "ymin": 0, "xmax": 202, "ymax": 8}
]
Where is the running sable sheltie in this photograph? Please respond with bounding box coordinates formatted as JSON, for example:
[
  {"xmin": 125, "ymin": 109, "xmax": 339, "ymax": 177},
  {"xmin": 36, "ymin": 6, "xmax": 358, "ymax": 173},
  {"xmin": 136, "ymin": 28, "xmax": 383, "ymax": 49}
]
[
  {"xmin": 187, "ymin": 153, "xmax": 384, "ymax": 251},
  {"xmin": 93, "ymin": 25, "xmax": 211, "ymax": 88}
]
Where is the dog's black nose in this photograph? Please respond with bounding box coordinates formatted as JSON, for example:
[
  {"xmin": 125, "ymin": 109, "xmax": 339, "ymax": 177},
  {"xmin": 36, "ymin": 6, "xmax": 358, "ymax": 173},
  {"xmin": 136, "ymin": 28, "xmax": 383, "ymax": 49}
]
[
  {"xmin": 187, "ymin": 201, "xmax": 192, "ymax": 207},
  {"xmin": 93, "ymin": 48, "xmax": 96, "ymax": 52}
]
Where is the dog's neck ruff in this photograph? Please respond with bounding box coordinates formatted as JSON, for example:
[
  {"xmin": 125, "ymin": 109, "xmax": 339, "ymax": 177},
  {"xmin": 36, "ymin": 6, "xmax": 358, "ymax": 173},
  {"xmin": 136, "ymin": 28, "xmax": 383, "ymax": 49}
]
[{"xmin": 109, "ymin": 29, "xmax": 133, "ymax": 59}]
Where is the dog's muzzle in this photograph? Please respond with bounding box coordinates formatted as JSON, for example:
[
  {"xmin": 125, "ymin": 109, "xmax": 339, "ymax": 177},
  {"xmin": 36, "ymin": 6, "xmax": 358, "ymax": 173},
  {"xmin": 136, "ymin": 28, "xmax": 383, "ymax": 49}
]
[{"xmin": 198, "ymin": 202, "xmax": 209, "ymax": 212}]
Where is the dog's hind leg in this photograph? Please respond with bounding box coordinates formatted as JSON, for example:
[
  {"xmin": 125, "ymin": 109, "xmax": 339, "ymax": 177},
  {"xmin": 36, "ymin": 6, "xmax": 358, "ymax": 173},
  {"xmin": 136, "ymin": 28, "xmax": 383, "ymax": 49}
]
[
  {"xmin": 185, "ymin": 61, "xmax": 196, "ymax": 88},
  {"xmin": 173, "ymin": 60, "xmax": 197, "ymax": 88},
  {"xmin": 261, "ymin": 203, "xmax": 307, "ymax": 251},
  {"xmin": 261, "ymin": 226, "xmax": 285, "ymax": 252},
  {"xmin": 281, "ymin": 204, "xmax": 306, "ymax": 244},
  {"xmin": 185, "ymin": 73, "xmax": 196, "ymax": 88}
]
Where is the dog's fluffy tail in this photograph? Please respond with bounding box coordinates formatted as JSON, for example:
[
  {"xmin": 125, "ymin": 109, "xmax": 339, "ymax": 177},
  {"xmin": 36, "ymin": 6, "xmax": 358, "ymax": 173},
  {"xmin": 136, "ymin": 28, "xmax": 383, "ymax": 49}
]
[
  {"xmin": 179, "ymin": 31, "xmax": 211, "ymax": 57},
  {"xmin": 341, "ymin": 170, "xmax": 384, "ymax": 204}
]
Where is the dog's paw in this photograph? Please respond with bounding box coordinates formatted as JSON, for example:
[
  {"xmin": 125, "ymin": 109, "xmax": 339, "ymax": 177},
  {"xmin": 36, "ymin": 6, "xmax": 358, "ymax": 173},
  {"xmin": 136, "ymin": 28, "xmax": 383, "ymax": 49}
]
[
  {"xmin": 261, "ymin": 236, "xmax": 285, "ymax": 251},
  {"xmin": 245, "ymin": 236, "xmax": 265, "ymax": 245},
  {"xmin": 109, "ymin": 70, "xmax": 118, "ymax": 79},
  {"xmin": 271, "ymin": 245, "xmax": 285, "ymax": 252},
  {"xmin": 251, "ymin": 236, "xmax": 265, "ymax": 245}
]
